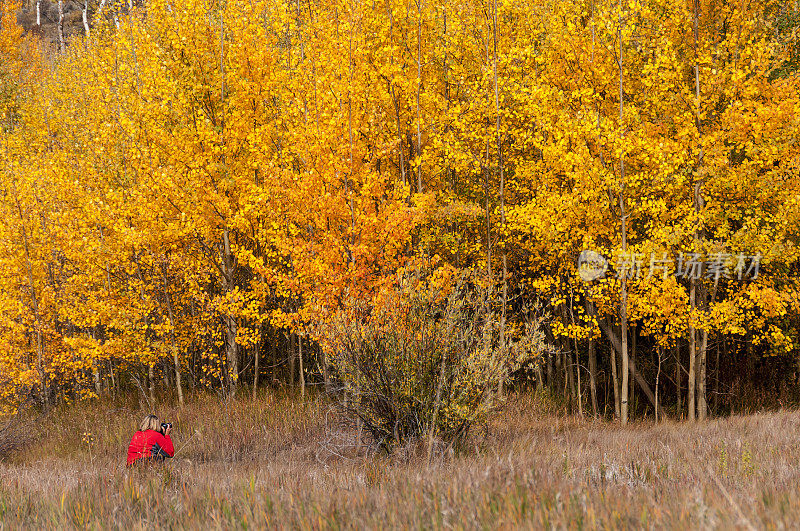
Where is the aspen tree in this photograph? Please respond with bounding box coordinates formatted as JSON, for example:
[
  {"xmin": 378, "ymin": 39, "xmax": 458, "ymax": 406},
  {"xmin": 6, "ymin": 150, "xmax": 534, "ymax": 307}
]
[
  {"xmin": 414, "ymin": 0, "xmax": 423, "ymax": 193},
  {"xmin": 618, "ymin": 0, "xmax": 630, "ymax": 425},
  {"xmin": 692, "ymin": 0, "xmax": 707, "ymax": 421},
  {"xmin": 58, "ymin": 0, "xmax": 64, "ymax": 53},
  {"xmin": 161, "ymin": 264, "xmax": 184, "ymax": 406},
  {"xmin": 491, "ymin": 0, "xmax": 508, "ymax": 395},
  {"xmin": 83, "ymin": 0, "xmax": 90, "ymax": 37}
]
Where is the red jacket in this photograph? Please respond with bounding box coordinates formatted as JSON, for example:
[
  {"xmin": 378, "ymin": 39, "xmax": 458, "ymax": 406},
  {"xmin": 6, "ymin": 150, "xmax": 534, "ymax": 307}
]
[{"xmin": 126, "ymin": 429, "xmax": 174, "ymax": 466}]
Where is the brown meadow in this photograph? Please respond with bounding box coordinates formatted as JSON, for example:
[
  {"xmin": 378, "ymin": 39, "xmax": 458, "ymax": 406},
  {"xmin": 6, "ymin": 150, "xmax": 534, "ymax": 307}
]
[{"xmin": 1, "ymin": 391, "xmax": 798, "ymax": 529}]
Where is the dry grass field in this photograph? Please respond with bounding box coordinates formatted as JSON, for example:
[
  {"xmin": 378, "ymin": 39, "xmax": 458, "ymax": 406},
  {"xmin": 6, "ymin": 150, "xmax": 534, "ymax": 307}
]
[{"xmin": 1, "ymin": 392, "xmax": 799, "ymax": 529}]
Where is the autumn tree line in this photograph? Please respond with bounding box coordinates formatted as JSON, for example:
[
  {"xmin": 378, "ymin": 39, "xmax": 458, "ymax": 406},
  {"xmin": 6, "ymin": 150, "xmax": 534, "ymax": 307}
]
[{"xmin": 0, "ymin": 0, "xmax": 798, "ymax": 425}]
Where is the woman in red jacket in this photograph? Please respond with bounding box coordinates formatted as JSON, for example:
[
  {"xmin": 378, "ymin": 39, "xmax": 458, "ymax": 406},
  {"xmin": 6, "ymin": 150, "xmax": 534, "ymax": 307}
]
[{"xmin": 126, "ymin": 414, "xmax": 174, "ymax": 467}]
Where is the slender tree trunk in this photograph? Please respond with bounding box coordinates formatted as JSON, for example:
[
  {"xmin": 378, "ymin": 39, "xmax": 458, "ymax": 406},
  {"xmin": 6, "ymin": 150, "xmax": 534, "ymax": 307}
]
[
  {"xmin": 253, "ymin": 327, "xmax": 261, "ymax": 400},
  {"xmin": 225, "ymin": 316, "xmax": 239, "ymax": 396},
  {"xmin": 630, "ymin": 325, "xmax": 636, "ymax": 411},
  {"xmin": 597, "ymin": 317, "xmax": 667, "ymax": 419},
  {"xmin": 133, "ymin": 260, "xmax": 153, "ymax": 406},
  {"xmin": 688, "ymin": 278, "xmax": 696, "ymax": 421},
  {"xmin": 345, "ymin": 8, "xmax": 356, "ymax": 237},
  {"xmin": 655, "ymin": 346, "xmax": 662, "ymax": 423},
  {"xmin": 588, "ymin": 338, "xmax": 599, "ymax": 417},
  {"xmin": 162, "ymin": 270, "xmax": 184, "ymax": 406},
  {"xmin": 289, "ymin": 333, "xmax": 296, "ymax": 388},
  {"xmin": 415, "ymin": 0, "xmax": 424, "ymax": 193},
  {"xmin": 83, "ymin": 0, "xmax": 90, "ymax": 37},
  {"xmin": 618, "ymin": 208, "xmax": 629, "ymax": 423},
  {"xmin": 223, "ymin": 319, "xmax": 238, "ymax": 394},
  {"xmin": 611, "ymin": 339, "xmax": 620, "ymax": 418},
  {"xmin": 604, "ymin": 366, "xmax": 611, "ymax": 417},
  {"xmin": 34, "ymin": 326, "xmax": 47, "ymax": 406},
  {"xmin": 675, "ymin": 343, "xmax": 681, "ymax": 418},
  {"xmin": 108, "ymin": 359, "xmax": 116, "ymax": 398},
  {"xmin": 698, "ymin": 324, "xmax": 708, "ymax": 420},
  {"xmin": 574, "ymin": 346, "xmax": 583, "ymax": 417},
  {"xmin": 583, "ymin": 299, "xmax": 599, "ymax": 417},
  {"xmin": 698, "ymin": 277, "xmax": 719, "ymax": 420},
  {"xmin": 298, "ymin": 333, "xmax": 305, "ymax": 399},
  {"xmin": 321, "ymin": 345, "xmax": 330, "ymax": 392},
  {"xmin": 695, "ymin": 227, "xmax": 720, "ymax": 419},
  {"xmin": 93, "ymin": 367, "xmax": 101, "ymax": 395},
  {"xmin": 222, "ymin": 231, "xmax": 239, "ymax": 396},
  {"xmin": 385, "ymin": 3, "xmax": 406, "ymax": 186},
  {"xmin": 484, "ymin": 159, "xmax": 491, "ymax": 281},
  {"xmin": 590, "ymin": 1, "xmax": 605, "ymax": 418},
  {"xmin": 714, "ymin": 339, "xmax": 721, "ymax": 412},
  {"xmin": 566, "ymin": 348, "xmax": 576, "ymax": 414},
  {"xmin": 58, "ymin": 0, "xmax": 65, "ymax": 53},
  {"xmin": 491, "ymin": 0, "xmax": 507, "ymax": 397},
  {"xmin": 690, "ymin": 0, "xmax": 706, "ymax": 421},
  {"xmin": 36, "ymin": 0, "xmax": 41, "ymax": 26},
  {"xmin": 535, "ymin": 364, "xmax": 544, "ymax": 394},
  {"xmin": 91, "ymin": 329, "xmax": 101, "ymax": 396},
  {"xmin": 618, "ymin": 0, "xmax": 629, "ymax": 426},
  {"xmin": 427, "ymin": 346, "xmax": 448, "ymax": 465},
  {"xmin": 218, "ymin": 10, "xmax": 239, "ymax": 396},
  {"xmin": 148, "ymin": 363, "xmax": 155, "ymax": 404},
  {"xmin": 270, "ymin": 329, "xmax": 277, "ymax": 386}
]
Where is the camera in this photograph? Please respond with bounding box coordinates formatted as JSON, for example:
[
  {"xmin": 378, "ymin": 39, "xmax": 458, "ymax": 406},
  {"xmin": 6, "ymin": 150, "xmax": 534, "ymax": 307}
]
[{"xmin": 160, "ymin": 422, "xmax": 173, "ymax": 434}]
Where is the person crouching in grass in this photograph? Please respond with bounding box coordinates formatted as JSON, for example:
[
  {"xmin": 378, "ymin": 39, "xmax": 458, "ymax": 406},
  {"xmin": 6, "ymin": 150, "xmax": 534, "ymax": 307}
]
[{"xmin": 127, "ymin": 414, "xmax": 174, "ymax": 467}]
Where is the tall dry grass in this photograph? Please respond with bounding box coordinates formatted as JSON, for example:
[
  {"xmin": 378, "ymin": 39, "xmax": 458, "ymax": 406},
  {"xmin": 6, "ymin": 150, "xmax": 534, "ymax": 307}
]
[{"xmin": 1, "ymin": 391, "xmax": 799, "ymax": 528}]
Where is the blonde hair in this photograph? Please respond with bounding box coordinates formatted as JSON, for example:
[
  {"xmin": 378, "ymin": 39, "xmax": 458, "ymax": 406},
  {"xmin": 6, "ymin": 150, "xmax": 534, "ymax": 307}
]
[{"xmin": 139, "ymin": 414, "xmax": 160, "ymax": 432}]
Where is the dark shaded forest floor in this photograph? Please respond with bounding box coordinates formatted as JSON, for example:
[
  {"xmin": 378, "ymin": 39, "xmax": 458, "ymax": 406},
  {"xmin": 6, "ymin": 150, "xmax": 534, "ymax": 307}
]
[{"xmin": 1, "ymin": 391, "xmax": 798, "ymax": 528}]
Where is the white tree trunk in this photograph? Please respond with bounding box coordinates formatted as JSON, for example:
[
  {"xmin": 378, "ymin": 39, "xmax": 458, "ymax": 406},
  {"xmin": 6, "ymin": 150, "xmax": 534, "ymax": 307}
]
[
  {"xmin": 692, "ymin": 0, "xmax": 708, "ymax": 422},
  {"xmin": 162, "ymin": 270, "xmax": 184, "ymax": 406},
  {"xmin": 298, "ymin": 334, "xmax": 305, "ymax": 398},
  {"xmin": 618, "ymin": 0, "xmax": 629, "ymax": 426},
  {"xmin": 58, "ymin": 0, "xmax": 65, "ymax": 53},
  {"xmin": 415, "ymin": 0, "xmax": 424, "ymax": 193},
  {"xmin": 83, "ymin": 0, "xmax": 90, "ymax": 37},
  {"xmin": 655, "ymin": 347, "xmax": 662, "ymax": 423},
  {"xmin": 148, "ymin": 363, "xmax": 156, "ymax": 404},
  {"xmin": 492, "ymin": 0, "xmax": 508, "ymax": 396}
]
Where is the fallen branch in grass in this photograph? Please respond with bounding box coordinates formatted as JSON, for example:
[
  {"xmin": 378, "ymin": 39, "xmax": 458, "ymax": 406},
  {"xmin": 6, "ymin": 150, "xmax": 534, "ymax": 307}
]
[{"xmin": 706, "ymin": 465, "xmax": 756, "ymax": 531}]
